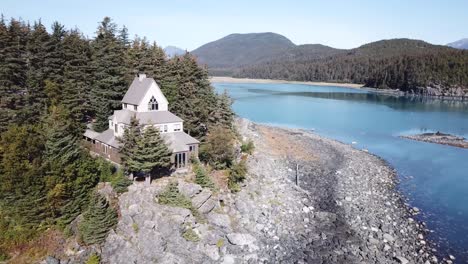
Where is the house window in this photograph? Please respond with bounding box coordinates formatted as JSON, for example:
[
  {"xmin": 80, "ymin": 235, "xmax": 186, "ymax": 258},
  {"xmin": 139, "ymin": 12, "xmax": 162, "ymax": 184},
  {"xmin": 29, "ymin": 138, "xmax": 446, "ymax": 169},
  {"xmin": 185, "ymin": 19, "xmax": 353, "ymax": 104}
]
[
  {"xmin": 189, "ymin": 145, "xmax": 194, "ymax": 152},
  {"xmin": 174, "ymin": 124, "xmax": 181, "ymax": 132},
  {"xmin": 148, "ymin": 96, "xmax": 158, "ymax": 111},
  {"xmin": 124, "ymin": 103, "xmax": 127, "ymax": 109},
  {"xmin": 158, "ymin": 125, "xmax": 163, "ymax": 132},
  {"xmin": 103, "ymin": 144, "xmax": 108, "ymax": 154},
  {"xmin": 115, "ymin": 124, "xmax": 118, "ymax": 133},
  {"xmin": 134, "ymin": 105, "xmax": 137, "ymax": 111},
  {"xmin": 164, "ymin": 125, "xmax": 168, "ymax": 133}
]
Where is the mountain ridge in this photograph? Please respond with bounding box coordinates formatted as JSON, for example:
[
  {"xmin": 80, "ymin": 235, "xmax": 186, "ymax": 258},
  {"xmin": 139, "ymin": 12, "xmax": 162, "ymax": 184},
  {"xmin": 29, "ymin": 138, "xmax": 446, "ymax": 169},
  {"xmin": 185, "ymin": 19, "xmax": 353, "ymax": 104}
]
[{"xmin": 447, "ymin": 38, "xmax": 468, "ymax": 50}]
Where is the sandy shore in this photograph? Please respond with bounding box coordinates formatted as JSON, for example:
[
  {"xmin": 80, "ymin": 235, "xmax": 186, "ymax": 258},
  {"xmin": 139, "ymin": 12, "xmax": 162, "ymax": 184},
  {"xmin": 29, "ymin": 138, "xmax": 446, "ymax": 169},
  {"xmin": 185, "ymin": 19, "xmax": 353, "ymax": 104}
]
[{"xmin": 210, "ymin": 76, "xmax": 364, "ymax": 89}]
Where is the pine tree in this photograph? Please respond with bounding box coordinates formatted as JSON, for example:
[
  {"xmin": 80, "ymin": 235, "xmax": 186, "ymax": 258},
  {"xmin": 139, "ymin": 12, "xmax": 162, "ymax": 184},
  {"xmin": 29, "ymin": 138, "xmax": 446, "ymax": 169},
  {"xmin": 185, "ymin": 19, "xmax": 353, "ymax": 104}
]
[
  {"xmin": 117, "ymin": 115, "xmax": 140, "ymax": 173},
  {"xmin": 127, "ymin": 125, "xmax": 172, "ymax": 176},
  {"xmin": 78, "ymin": 192, "xmax": 117, "ymax": 245},
  {"xmin": 91, "ymin": 17, "xmax": 128, "ymax": 132}
]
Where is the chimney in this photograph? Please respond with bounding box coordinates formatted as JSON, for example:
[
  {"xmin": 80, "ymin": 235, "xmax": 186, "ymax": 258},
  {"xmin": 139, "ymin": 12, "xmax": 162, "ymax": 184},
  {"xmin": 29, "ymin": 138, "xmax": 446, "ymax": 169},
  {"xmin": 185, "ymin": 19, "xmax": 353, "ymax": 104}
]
[{"xmin": 138, "ymin": 73, "xmax": 146, "ymax": 81}]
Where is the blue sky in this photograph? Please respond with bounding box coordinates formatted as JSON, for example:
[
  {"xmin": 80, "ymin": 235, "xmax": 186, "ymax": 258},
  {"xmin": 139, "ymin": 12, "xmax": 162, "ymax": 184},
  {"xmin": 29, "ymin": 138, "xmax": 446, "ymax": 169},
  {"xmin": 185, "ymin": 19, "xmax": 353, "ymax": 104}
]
[{"xmin": 1, "ymin": 0, "xmax": 467, "ymax": 50}]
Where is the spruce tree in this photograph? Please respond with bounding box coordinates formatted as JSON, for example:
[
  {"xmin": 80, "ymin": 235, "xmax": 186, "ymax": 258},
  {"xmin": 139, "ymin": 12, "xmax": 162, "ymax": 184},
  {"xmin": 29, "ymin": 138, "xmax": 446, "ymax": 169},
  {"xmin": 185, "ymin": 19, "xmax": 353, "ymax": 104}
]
[
  {"xmin": 213, "ymin": 90, "xmax": 235, "ymax": 130},
  {"xmin": 118, "ymin": 115, "xmax": 140, "ymax": 173},
  {"xmin": 0, "ymin": 18, "xmax": 29, "ymax": 129},
  {"xmin": 127, "ymin": 125, "xmax": 172, "ymax": 176},
  {"xmin": 91, "ymin": 17, "xmax": 128, "ymax": 132},
  {"xmin": 62, "ymin": 29, "xmax": 93, "ymax": 125},
  {"xmin": 78, "ymin": 192, "xmax": 117, "ymax": 245},
  {"xmin": 43, "ymin": 105, "xmax": 81, "ymax": 168}
]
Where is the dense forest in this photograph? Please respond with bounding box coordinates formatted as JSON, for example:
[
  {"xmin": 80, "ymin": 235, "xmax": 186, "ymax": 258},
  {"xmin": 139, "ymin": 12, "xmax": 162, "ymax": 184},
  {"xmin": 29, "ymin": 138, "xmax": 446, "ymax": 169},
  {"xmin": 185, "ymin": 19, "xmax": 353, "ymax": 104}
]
[
  {"xmin": 234, "ymin": 39, "xmax": 468, "ymax": 97},
  {"xmin": 0, "ymin": 16, "xmax": 233, "ymax": 261}
]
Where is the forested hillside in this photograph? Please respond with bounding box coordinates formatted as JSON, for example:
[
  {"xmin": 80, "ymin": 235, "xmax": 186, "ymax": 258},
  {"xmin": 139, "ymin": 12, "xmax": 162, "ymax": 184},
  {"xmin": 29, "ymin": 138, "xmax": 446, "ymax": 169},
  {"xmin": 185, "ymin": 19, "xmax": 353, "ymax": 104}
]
[
  {"xmin": 0, "ymin": 16, "xmax": 233, "ymax": 262},
  {"xmin": 192, "ymin": 32, "xmax": 295, "ymax": 75},
  {"xmin": 235, "ymin": 39, "xmax": 468, "ymax": 97}
]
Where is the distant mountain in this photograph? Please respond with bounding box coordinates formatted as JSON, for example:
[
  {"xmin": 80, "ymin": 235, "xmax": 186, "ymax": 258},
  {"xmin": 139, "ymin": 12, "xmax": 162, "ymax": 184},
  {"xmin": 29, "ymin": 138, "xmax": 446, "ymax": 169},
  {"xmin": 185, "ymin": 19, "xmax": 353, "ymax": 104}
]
[
  {"xmin": 447, "ymin": 39, "xmax": 468, "ymax": 50},
  {"xmin": 235, "ymin": 38, "xmax": 468, "ymax": 97},
  {"xmin": 191, "ymin": 32, "xmax": 295, "ymax": 75},
  {"xmin": 164, "ymin": 46, "xmax": 186, "ymax": 58}
]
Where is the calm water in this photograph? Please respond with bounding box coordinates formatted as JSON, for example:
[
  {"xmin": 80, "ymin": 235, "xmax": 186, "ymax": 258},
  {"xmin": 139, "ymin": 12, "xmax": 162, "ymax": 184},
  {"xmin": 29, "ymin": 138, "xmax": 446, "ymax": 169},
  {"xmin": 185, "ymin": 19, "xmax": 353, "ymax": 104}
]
[{"xmin": 214, "ymin": 82, "xmax": 468, "ymax": 262}]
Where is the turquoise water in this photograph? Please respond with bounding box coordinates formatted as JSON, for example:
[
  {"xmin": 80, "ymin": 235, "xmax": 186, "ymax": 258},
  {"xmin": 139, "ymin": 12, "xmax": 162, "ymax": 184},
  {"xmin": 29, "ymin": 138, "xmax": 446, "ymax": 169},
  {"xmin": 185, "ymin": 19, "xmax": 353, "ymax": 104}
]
[{"xmin": 214, "ymin": 82, "xmax": 468, "ymax": 261}]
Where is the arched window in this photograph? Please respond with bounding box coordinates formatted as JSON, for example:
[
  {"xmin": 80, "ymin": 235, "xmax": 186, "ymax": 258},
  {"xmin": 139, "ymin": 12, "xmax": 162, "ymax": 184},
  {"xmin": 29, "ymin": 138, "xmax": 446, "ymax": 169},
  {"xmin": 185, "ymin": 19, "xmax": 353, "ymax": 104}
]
[{"xmin": 148, "ymin": 96, "xmax": 158, "ymax": 111}]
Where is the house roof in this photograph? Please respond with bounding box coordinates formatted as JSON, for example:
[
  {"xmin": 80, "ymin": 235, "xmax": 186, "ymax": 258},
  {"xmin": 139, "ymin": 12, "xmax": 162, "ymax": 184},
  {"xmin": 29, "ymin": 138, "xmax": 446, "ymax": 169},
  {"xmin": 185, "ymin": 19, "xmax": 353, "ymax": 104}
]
[
  {"xmin": 162, "ymin": 132, "xmax": 200, "ymax": 152},
  {"xmin": 112, "ymin": 109, "xmax": 183, "ymax": 125},
  {"xmin": 94, "ymin": 129, "xmax": 120, "ymax": 148},
  {"xmin": 121, "ymin": 77, "xmax": 155, "ymax": 105},
  {"xmin": 89, "ymin": 129, "xmax": 198, "ymax": 153},
  {"xmin": 84, "ymin": 129, "xmax": 101, "ymax": 139}
]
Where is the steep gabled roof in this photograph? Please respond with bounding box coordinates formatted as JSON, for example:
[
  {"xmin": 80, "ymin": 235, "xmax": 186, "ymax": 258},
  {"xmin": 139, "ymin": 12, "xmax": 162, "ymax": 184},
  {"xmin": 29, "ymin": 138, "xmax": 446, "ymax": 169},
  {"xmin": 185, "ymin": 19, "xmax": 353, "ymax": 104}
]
[
  {"xmin": 121, "ymin": 77, "xmax": 155, "ymax": 105},
  {"xmin": 112, "ymin": 109, "xmax": 183, "ymax": 125}
]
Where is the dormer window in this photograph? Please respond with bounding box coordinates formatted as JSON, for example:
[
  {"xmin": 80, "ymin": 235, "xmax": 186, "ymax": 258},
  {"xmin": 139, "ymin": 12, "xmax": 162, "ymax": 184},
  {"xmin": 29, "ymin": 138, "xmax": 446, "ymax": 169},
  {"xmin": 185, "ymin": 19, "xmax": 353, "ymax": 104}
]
[{"xmin": 148, "ymin": 96, "xmax": 158, "ymax": 111}]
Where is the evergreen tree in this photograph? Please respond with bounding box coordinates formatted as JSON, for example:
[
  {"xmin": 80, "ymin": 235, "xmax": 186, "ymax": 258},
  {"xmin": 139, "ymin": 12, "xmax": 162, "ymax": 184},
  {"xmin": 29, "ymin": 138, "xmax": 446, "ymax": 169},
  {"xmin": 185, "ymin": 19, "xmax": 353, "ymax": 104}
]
[
  {"xmin": 0, "ymin": 18, "xmax": 29, "ymax": 130},
  {"xmin": 78, "ymin": 192, "xmax": 117, "ymax": 245},
  {"xmin": 62, "ymin": 29, "xmax": 93, "ymax": 125},
  {"xmin": 44, "ymin": 105, "xmax": 81, "ymax": 168},
  {"xmin": 117, "ymin": 115, "xmax": 140, "ymax": 173},
  {"xmin": 91, "ymin": 17, "xmax": 128, "ymax": 132},
  {"xmin": 212, "ymin": 90, "xmax": 235, "ymax": 130},
  {"xmin": 127, "ymin": 125, "xmax": 172, "ymax": 176}
]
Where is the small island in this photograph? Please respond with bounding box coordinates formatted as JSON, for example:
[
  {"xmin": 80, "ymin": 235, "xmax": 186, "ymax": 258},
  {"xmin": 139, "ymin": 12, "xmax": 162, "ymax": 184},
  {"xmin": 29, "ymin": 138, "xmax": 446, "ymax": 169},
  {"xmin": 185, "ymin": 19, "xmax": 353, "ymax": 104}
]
[{"xmin": 401, "ymin": 131, "xmax": 468, "ymax": 149}]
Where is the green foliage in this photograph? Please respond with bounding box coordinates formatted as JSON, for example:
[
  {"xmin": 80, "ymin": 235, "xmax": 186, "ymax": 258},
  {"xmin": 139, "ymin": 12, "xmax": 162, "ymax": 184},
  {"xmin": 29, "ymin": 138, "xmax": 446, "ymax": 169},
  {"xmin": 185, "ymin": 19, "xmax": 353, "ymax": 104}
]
[
  {"xmin": 91, "ymin": 17, "xmax": 128, "ymax": 132},
  {"xmin": 193, "ymin": 160, "xmax": 215, "ymax": 190},
  {"xmin": 118, "ymin": 115, "xmax": 140, "ymax": 173},
  {"xmin": 132, "ymin": 222, "xmax": 139, "ymax": 233},
  {"xmin": 240, "ymin": 140, "xmax": 255, "ymax": 154},
  {"xmin": 235, "ymin": 38, "xmax": 468, "ymax": 93},
  {"xmin": 216, "ymin": 238, "xmax": 224, "ymax": 248},
  {"xmin": 85, "ymin": 253, "xmax": 101, "ymax": 264},
  {"xmin": 228, "ymin": 160, "xmax": 248, "ymax": 193},
  {"xmin": 199, "ymin": 127, "xmax": 235, "ymax": 169},
  {"xmin": 126, "ymin": 125, "xmax": 172, "ymax": 176},
  {"xmin": 110, "ymin": 170, "xmax": 132, "ymax": 194},
  {"xmin": 78, "ymin": 192, "xmax": 117, "ymax": 245},
  {"xmin": 158, "ymin": 182, "xmax": 192, "ymax": 209},
  {"xmin": 182, "ymin": 227, "xmax": 200, "ymax": 242}
]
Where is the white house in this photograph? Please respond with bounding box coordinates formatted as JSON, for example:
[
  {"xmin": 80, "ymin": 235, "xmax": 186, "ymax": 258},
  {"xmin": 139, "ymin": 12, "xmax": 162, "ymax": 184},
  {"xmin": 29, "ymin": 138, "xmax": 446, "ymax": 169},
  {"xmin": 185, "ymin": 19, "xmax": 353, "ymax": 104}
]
[{"xmin": 83, "ymin": 74, "xmax": 199, "ymax": 174}]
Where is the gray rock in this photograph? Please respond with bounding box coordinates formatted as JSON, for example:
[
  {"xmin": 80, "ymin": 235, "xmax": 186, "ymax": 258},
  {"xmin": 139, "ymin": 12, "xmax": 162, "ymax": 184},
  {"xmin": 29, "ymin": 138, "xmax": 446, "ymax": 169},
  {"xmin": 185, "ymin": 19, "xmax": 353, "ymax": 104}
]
[
  {"xmin": 222, "ymin": 254, "xmax": 237, "ymax": 264},
  {"xmin": 227, "ymin": 233, "xmax": 256, "ymax": 246},
  {"xmin": 192, "ymin": 189, "xmax": 212, "ymax": 208},
  {"xmin": 199, "ymin": 197, "xmax": 218, "ymax": 214},
  {"xmin": 207, "ymin": 212, "xmax": 232, "ymax": 229},
  {"xmin": 203, "ymin": 244, "xmax": 220, "ymax": 261},
  {"xmin": 395, "ymin": 256, "xmax": 409, "ymax": 264},
  {"xmin": 178, "ymin": 180, "xmax": 202, "ymax": 198},
  {"xmin": 45, "ymin": 256, "xmax": 60, "ymax": 264},
  {"xmin": 383, "ymin": 233, "xmax": 395, "ymax": 242}
]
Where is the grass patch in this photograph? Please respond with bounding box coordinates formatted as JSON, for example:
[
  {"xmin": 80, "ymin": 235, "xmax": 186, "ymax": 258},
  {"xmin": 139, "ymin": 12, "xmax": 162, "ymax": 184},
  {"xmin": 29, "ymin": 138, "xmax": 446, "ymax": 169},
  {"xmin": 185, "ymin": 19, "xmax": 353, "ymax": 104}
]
[
  {"xmin": 85, "ymin": 253, "xmax": 100, "ymax": 264},
  {"xmin": 240, "ymin": 140, "xmax": 255, "ymax": 154},
  {"xmin": 216, "ymin": 238, "xmax": 224, "ymax": 248},
  {"xmin": 182, "ymin": 227, "xmax": 200, "ymax": 242},
  {"xmin": 132, "ymin": 222, "xmax": 139, "ymax": 233}
]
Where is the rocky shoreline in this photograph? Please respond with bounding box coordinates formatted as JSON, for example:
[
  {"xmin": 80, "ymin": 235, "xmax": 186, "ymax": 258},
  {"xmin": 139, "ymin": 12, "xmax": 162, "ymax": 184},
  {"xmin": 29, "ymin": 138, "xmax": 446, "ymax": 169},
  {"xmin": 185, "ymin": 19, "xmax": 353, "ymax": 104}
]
[
  {"xmin": 401, "ymin": 132, "xmax": 468, "ymax": 149},
  {"xmin": 52, "ymin": 119, "xmax": 454, "ymax": 264}
]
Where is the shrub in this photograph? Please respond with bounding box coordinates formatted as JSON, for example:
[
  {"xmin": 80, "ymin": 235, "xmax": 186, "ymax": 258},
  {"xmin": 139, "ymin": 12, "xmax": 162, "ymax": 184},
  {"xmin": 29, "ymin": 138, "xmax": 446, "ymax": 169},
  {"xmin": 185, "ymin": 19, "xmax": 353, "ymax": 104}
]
[
  {"xmin": 228, "ymin": 160, "xmax": 248, "ymax": 192},
  {"xmin": 193, "ymin": 160, "xmax": 215, "ymax": 190},
  {"xmin": 158, "ymin": 182, "xmax": 192, "ymax": 209},
  {"xmin": 110, "ymin": 170, "xmax": 132, "ymax": 194},
  {"xmin": 240, "ymin": 140, "xmax": 255, "ymax": 154},
  {"xmin": 158, "ymin": 182, "xmax": 204, "ymax": 222},
  {"xmin": 199, "ymin": 127, "xmax": 235, "ymax": 169},
  {"xmin": 85, "ymin": 253, "xmax": 100, "ymax": 264},
  {"xmin": 216, "ymin": 238, "xmax": 224, "ymax": 248},
  {"xmin": 78, "ymin": 192, "xmax": 118, "ymax": 245},
  {"xmin": 182, "ymin": 227, "xmax": 200, "ymax": 242}
]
